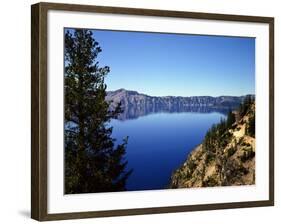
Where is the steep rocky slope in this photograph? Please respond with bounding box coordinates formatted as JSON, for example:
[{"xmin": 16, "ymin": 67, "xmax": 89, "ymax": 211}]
[{"xmin": 170, "ymin": 100, "xmax": 255, "ymax": 188}]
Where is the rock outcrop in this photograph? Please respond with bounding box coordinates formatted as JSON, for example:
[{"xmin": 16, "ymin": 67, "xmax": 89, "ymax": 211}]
[
  {"xmin": 106, "ymin": 89, "xmax": 253, "ymax": 120},
  {"xmin": 170, "ymin": 100, "xmax": 255, "ymax": 188}
]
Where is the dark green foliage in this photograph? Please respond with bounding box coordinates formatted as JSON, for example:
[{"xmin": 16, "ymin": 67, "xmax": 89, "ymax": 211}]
[
  {"xmin": 203, "ymin": 175, "xmax": 218, "ymax": 187},
  {"xmin": 187, "ymin": 159, "xmax": 196, "ymax": 173},
  {"xmin": 223, "ymin": 160, "xmax": 248, "ymax": 185},
  {"xmin": 239, "ymin": 166, "xmax": 249, "ymax": 175},
  {"xmin": 203, "ymin": 118, "xmax": 228, "ymax": 153},
  {"xmin": 246, "ymin": 114, "xmax": 255, "ymax": 137},
  {"xmin": 201, "ymin": 97, "xmax": 255, "ymax": 185},
  {"xmin": 241, "ymin": 141, "xmax": 251, "ymax": 147},
  {"xmin": 185, "ymin": 170, "xmax": 192, "ymax": 179},
  {"xmin": 227, "ymin": 146, "xmax": 236, "ymax": 158},
  {"xmin": 205, "ymin": 151, "xmax": 215, "ymax": 164},
  {"xmin": 64, "ymin": 29, "xmax": 131, "ymax": 194},
  {"xmin": 238, "ymin": 137, "xmax": 244, "ymax": 144},
  {"xmin": 239, "ymin": 147, "xmax": 255, "ymax": 162},
  {"xmin": 203, "ymin": 96, "xmax": 255, "ymax": 156},
  {"xmin": 226, "ymin": 110, "xmax": 236, "ymax": 128},
  {"xmin": 227, "ymin": 139, "xmax": 238, "ymax": 158},
  {"xmin": 239, "ymin": 95, "xmax": 254, "ymax": 118}
]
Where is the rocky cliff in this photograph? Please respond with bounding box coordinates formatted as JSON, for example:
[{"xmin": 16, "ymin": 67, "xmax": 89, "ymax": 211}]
[
  {"xmin": 106, "ymin": 89, "xmax": 253, "ymax": 120},
  {"xmin": 170, "ymin": 99, "xmax": 255, "ymax": 188}
]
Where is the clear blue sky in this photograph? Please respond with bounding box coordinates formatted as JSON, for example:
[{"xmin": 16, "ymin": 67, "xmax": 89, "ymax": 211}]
[{"xmin": 66, "ymin": 28, "xmax": 255, "ymax": 97}]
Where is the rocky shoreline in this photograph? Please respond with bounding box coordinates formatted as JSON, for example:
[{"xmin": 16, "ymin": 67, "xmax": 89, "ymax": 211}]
[{"xmin": 170, "ymin": 100, "xmax": 255, "ymax": 188}]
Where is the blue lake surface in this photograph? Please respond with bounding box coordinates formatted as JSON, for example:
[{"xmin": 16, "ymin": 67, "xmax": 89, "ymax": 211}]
[{"xmin": 110, "ymin": 112, "xmax": 225, "ymax": 191}]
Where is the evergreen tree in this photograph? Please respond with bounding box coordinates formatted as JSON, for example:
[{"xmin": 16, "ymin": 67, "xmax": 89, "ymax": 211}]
[
  {"xmin": 246, "ymin": 113, "xmax": 255, "ymax": 137},
  {"xmin": 226, "ymin": 110, "xmax": 235, "ymax": 128},
  {"xmin": 239, "ymin": 95, "xmax": 253, "ymax": 117},
  {"xmin": 64, "ymin": 28, "xmax": 131, "ymax": 194}
]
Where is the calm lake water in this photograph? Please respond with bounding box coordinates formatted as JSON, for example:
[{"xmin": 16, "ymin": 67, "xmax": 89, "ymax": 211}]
[{"xmin": 110, "ymin": 112, "xmax": 225, "ymax": 191}]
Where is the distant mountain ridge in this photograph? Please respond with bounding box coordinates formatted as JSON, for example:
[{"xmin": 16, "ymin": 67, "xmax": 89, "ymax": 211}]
[{"xmin": 106, "ymin": 89, "xmax": 254, "ymax": 120}]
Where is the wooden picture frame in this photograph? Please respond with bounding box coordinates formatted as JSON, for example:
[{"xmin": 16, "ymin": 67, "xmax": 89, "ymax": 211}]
[{"xmin": 31, "ymin": 2, "xmax": 274, "ymax": 221}]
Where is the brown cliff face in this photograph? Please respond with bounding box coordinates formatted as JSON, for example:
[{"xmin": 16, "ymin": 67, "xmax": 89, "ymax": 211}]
[
  {"xmin": 106, "ymin": 89, "xmax": 253, "ymax": 120},
  {"xmin": 170, "ymin": 101, "xmax": 255, "ymax": 188}
]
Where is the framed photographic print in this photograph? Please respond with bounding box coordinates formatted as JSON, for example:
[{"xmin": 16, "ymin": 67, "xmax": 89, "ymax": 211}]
[{"xmin": 31, "ymin": 2, "xmax": 274, "ymax": 221}]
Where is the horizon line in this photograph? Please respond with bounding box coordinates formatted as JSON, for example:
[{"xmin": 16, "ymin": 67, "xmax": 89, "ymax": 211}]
[{"xmin": 107, "ymin": 88, "xmax": 255, "ymax": 98}]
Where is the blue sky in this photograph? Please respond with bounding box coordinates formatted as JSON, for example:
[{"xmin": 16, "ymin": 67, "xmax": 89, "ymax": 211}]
[{"xmin": 66, "ymin": 28, "xmax": 255, "ymax": 97}]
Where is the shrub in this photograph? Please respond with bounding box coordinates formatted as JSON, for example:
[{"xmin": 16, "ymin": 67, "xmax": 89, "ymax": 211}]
[
  {"xmin": 203, "ymin": 175, "xmax": 218, "ymax": 187},
  {"xmin": 246, "ymin": 114, "xmax": 255, "ymax": 137},
  {"xmin": 241, "ymin": 142, "xmax": 251, "ymax": 147},
  {"xmin": 238, "ymin": 137, "xmax": 244, "ymax": 144},
  {"xmin": 227, "ymin": 147, "xmax": 236, "ymax": 157},
  {"xmin": 226, "ymin": 110, "xmax": 236, "ymax": 128},
  {"xmin": 205, "ymin": 152, "xmax": 215, "ymax": 164},
  {"xmin": 239, "ymin": 147, "xmax": 255, "ymax": 162},
  {"xmin": 187, "ymin": 159, "xmax": 196, "ymax": 172}
]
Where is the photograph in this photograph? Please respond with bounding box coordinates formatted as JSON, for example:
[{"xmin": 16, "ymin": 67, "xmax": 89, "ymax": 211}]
[{"xmin": 64, "ymin": 28, "xmax": 256, "ymax": 194}]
